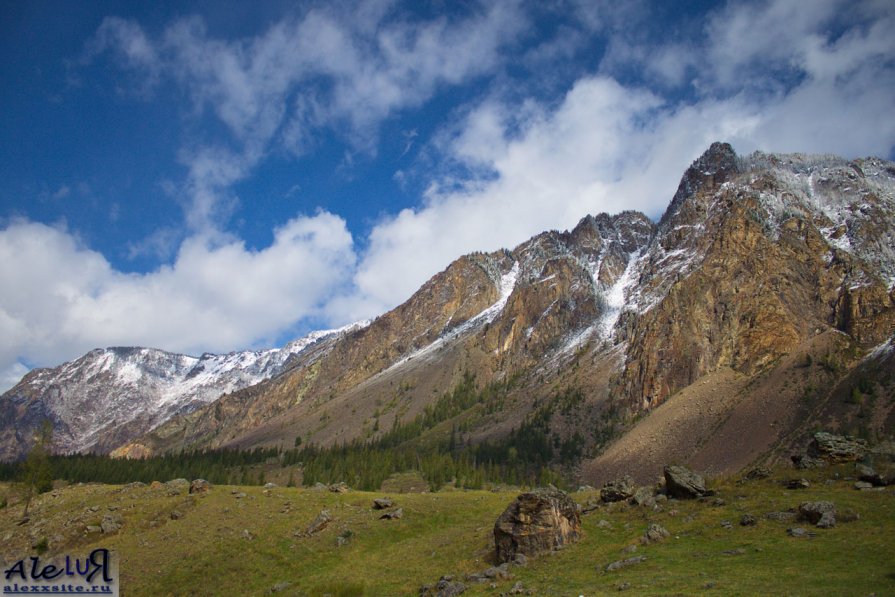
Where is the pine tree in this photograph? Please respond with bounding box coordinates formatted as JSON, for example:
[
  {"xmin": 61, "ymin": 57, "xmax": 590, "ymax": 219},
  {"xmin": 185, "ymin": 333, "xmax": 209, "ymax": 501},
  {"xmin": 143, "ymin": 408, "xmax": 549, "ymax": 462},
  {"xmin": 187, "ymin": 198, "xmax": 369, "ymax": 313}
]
[{"xmin": 19, "ymin": 420, "xmax": 53, "ymax": 518}]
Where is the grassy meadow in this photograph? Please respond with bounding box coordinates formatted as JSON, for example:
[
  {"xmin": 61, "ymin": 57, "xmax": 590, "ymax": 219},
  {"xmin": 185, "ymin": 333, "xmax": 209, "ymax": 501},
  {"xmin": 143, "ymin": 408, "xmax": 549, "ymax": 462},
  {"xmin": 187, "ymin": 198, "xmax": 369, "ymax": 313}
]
[{"xmin": 1, "ymin": 464, "xmax": 894, "ymax": 596}]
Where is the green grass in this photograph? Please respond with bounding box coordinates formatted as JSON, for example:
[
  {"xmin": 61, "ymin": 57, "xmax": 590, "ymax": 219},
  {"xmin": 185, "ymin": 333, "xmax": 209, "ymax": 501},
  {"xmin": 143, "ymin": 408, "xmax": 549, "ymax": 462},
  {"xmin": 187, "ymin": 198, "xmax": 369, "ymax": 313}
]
[{"xmin": 2, "ymin": 465, "xmax": 894, "ymax": 596}]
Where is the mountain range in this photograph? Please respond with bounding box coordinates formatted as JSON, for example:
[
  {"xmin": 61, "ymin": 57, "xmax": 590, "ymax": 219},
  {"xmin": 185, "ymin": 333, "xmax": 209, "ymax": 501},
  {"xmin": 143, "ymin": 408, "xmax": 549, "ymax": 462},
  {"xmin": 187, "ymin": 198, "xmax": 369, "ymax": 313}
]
[{"xmin": 3, "ymin": 142, "xmax": 894, "ymax": 484}]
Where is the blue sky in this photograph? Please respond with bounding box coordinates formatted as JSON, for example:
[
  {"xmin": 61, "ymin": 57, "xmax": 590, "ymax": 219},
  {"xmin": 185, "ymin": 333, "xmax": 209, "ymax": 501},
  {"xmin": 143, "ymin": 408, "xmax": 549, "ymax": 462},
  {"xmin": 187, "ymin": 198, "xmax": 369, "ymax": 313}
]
[{"xmin": 1, "ymin": 0, "xmax": 894, "ymax": 390}]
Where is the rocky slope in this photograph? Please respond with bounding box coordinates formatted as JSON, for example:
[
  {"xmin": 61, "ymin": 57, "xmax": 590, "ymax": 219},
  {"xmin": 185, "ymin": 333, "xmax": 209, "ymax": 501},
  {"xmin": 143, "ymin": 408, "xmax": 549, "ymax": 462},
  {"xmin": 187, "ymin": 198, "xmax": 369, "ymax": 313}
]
[
  {"xmin": 0, "ymin": 323, "xmax": 366, "ymax": 459},
  {"xmin": 3, "ymin": 142, "xmax": 894, "ymax": 475}
]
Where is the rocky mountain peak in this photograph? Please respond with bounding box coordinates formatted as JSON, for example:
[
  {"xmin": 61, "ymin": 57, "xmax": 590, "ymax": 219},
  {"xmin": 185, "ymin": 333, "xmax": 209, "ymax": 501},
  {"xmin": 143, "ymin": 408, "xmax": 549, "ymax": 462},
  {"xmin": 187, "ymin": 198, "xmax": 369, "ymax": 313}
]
[{"xmin": 659, "ymin": 141, "xmax": 740, "ymax": 230}]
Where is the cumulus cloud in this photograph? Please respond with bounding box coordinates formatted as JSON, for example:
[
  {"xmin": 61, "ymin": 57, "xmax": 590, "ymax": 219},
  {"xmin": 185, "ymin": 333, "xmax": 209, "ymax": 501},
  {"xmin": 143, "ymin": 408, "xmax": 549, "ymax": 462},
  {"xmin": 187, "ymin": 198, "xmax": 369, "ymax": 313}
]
[
  {"xmin": 337, "ymin": 0, "xmax": 895, "ymax": 317},
  {"xmin": 0, "ymin": 213, "xmax": 354, "ymax": 390}
]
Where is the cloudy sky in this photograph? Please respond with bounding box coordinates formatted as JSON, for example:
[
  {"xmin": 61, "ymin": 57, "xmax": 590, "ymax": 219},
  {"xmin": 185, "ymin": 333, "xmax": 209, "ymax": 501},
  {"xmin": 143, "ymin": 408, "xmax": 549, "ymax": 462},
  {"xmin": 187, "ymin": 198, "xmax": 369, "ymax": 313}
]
[{"xmin": 1, "ymin": 0, "xmax": 894, "ymax": 390}]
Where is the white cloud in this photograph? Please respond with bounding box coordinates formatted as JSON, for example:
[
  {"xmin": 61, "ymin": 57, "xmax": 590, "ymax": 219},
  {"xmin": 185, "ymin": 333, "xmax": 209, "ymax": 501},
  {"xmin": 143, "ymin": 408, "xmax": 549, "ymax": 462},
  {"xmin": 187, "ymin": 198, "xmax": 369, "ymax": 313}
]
[
  {"xmin": 88, "ymin": 2, "xmax": 528, "ymax": 233},
  {"xmin": 0, "ymin": 214, "xmax": 355, "ymax": 391},
  {"xmin": 334, "ymin": 0, "xmax": 895, "ymax": 319}
]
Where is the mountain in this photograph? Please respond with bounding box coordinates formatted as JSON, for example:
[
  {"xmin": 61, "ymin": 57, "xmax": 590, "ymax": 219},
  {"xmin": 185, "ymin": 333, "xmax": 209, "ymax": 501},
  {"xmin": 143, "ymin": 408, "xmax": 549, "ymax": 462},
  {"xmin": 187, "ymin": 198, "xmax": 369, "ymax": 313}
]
[
  {"xmin": 2, "ymin": 143, "xmax": 894, "ymax": 481},
  {"xmin": 0, "ymin": 323, "xmax": 367, "ymax": 459}
]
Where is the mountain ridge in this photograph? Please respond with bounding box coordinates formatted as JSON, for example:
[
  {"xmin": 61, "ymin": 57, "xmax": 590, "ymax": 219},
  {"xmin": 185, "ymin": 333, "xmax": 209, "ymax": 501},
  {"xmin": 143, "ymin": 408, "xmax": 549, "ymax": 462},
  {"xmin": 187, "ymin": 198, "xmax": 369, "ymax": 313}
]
[{"xmin": 2, "ymin": 142, "xmax": 894, "ymax": 481}]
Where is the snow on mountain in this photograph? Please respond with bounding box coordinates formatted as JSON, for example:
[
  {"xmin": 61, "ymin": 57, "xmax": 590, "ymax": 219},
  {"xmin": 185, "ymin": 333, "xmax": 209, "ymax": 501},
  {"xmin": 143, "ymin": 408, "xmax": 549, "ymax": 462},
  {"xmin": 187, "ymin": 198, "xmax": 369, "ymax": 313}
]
[{"xmin": 0, "ymin": 322, "xmax": 369, "ymax": 457}]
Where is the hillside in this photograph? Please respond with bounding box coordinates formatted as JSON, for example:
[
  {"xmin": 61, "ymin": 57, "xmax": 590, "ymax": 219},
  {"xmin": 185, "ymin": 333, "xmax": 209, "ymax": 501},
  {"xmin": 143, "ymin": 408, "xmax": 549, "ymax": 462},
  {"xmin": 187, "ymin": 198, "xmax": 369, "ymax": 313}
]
[{"xmin": 2, "ymin": 143, "xmax": 894, "ymax": 485}]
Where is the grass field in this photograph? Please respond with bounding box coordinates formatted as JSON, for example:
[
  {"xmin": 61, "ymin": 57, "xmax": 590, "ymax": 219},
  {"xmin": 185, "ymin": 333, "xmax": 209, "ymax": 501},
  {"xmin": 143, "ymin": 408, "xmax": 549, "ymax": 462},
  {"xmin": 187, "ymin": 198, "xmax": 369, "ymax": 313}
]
[{"xmin": 2, "ymin": 464, "xmax": 894, "ymax": 596}]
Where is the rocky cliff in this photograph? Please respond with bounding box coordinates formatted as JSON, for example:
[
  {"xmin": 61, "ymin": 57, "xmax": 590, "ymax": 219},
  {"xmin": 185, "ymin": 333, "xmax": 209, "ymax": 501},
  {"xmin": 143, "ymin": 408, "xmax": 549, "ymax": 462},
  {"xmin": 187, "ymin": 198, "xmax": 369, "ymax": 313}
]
[{"xmin": 3, "ymin": 142, "xmax": 893, "ymax": 472}]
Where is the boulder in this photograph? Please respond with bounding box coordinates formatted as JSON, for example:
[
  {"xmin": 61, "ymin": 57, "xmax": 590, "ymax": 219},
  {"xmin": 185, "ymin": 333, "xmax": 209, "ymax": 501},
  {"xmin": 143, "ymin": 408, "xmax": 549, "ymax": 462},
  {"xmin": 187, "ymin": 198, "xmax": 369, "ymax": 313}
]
[
  {"xmin": 600, "ymin": 476, "xmax": 636, "ymax": 503},
  {"xmin": 379, "ymin": 508, "xmax": 403, "ymax": 520},
  {"xmin": 630, "ymin": 486, "xmax": 656, "ymax": 508},
  {"xmin": 305, "ymin": 510, "xmax": 333, "ymax": 535},
  {"xmin": 419, "ymin": 576, "xmax": 466, "ymax": 596},
  {"xmin": 740, "ymin": 514, "xmax": 757, "ymax": 527},
  {"xmin": 372, "ymin": 497, "xmax": 394, "ymax": 510},
  {"xmin": 165, "ymin": 478, "xmax": 190, "ymax": 496},
  {"xmin": 798, "ymin": 501, "xmax": 836, "ymax": 528},
  {"xmin": 663, "ymin": 465, "xmax": 710, "ymax": 499},
  {"xmin": 640, "ymin": 523, "xmax": 669, "ymax": 544},
  {"xmin": 742, "ymin": 467, "xmax": 772, "ymax": 481},
  {"xmin": 807, "ymin": 432, "xmax": 867, "ymax": 463},
  {"xmin": 605, "ymin": 556, "xmax": 647, "ymax": 572},
  {"xmin": 786, "ymin": 479, "xmax": 810, "ymax": 490},
  {"xmin": 189, "ymin": 479, "xmax": 211, "ymax": 494},
  {"xmin": 856, "ymin": 464, "xmax": 885, "ymax": 487},
  {"xmin": 100, "ymin": 514, "xmax": 122, "ymax": 534},
  {"xmin": 493, "ymin": 488, "xmax": 581, "ymax": 563},
  {"xmin": 328, "ymin": 482, "xmax": 349, "ymax": 493}
]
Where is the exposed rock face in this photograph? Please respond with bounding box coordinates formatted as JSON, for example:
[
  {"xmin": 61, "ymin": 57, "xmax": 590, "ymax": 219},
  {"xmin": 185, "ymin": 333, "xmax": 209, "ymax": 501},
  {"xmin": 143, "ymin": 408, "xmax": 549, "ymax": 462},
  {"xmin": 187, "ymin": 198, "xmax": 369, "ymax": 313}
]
[
  {"xmin": 4, "ymin": 142, "xmax": 894, "ymax": 468},
  {"xmin": 808, "ymin": 432, "xmax": 868, "ymax": 463},
  {"xmin": 493, "ymin": 488, "xmax": 581, "ymax": 563},
  {"xmin": 664, "ymin": 465, "xmax": 710, "ymax": 499}
]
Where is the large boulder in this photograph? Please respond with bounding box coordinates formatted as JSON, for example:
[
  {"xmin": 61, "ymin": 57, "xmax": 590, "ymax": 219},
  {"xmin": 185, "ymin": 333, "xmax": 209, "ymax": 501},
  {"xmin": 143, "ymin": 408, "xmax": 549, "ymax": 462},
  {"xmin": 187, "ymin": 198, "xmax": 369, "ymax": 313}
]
[
  {"xmin": 807, "ymin": 432, "xmax": 867, "ymax": 463},
  {"xmin": 798, "ymin": 501, "xmax": 836, "ymax": 528},
  {"xmin": 663, "ymin": 465, "xmax": 710, "ymax": 499},
  {"xmin": 189, "ymin": 479, "xmax": 211, "ymax": 494},
  {"xmin": 600, "ymin": 476, "xmax": 636, "ymax": 503},
  {"xmin": 493, "ymin": 488, "xmax": 581, "ymax": 563}
]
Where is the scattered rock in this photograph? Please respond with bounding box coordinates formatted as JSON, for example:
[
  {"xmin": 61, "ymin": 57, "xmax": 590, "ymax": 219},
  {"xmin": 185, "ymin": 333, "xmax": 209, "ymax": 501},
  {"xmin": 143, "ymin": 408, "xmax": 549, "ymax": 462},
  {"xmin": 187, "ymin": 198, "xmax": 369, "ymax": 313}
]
[
  {"xmin": 787, "ymin": 527, "xmax": 815, "ymax": 538},
  {"xmin": 419, "ymin": 576, "xmax": 466, "ymax": 596},
  {"xmin": 268, "ymin": 581, "xmax": 291, "ymax": 593},
  {"xmin": 743, "ymin": 467, "xmax": 772, "ymax": 481},
  {"xmin": 241, "ymin": 529, "xmax": 254, "ymax": 540},
  {"xmin": 170, "ymin": 510, "xmax": 183, "ymax": 520},
  {"xmin": 808, "ymin": 432, "xmax": 867, "ymax": 463},
  {"xmin": 336, "ymin": 529, "xmax": 353, "ymax": 547},
  {"xmin": 328, "ymin": 482, "xmax": 349, "ymax": 493},
  {"xmin": 791, "ymin": 454, "xmax": 826, "ymax": 469},
  {"xmin": 765, "ymin": 511, "xmax": 797, "ymax": 522},
  {"xmin": 622, "ymin": 544, "xmax": 638, "ymax": 554},
  {"xmin": 380, "ymin": 508, "xmax": 403, "ymax": 520},
  {"xmin": 149, "ymin": 481, "xmax": 163, "ymax": 489},
  {"xmin": 605, "ymin": 556, "xmax": 647, "ymax": 572},
  {"xmin": 372, "ymin": 497, "xmax": 394, "ymax": 510},
  {"xmin": 787, "ymin": 479, "xmax": 810, "ymax": 490},
  {"xmin": 493, "ymin": 487, "xmax": 581, "ymax": 564},
  {"xmin": 641, "ymin": 523, "xmax": 670, "ymax": 544},
  {"xmin": 798, "ymin": 501, "xmax": 836, "ymax": 528},
  {"xmin": 596, "ymin": 519, "xmax": 613, "ymax": 529},
  {"xmin": 630, "ymin": 486, "xmax": 656, "ymax": 508},
  {"xmin": 85, "ymin": 525, "xmax": 102, "ymax": 534},
  {"xmin": 710, "ymin": 498, "xmax": 726, "ymax": 507},
  {"xmin": 233, "ymin": 492, "xmax": 247, "ymax": 499},
  {"xmin": 311, "ymin": 482, "xmax": 327, "ymax": 491},
  {"xmin": 305, "ymin": 510, "xmax": 333, "ymax": 535},
  {"xmin": 165, "ymin": 479, "xmax": 190, "ymax": 496},
  {"xmin": 720, "ymin": 520, "xmax": 733, "ymax": 529},
  {"xmin": 263, "ymin": 482, "xmax": 278, "ymax": 489},
  {"xmin": 122, "ymin": 481, "xmax": 146, "ymax": 491},
  {"xmin": 577, "ymin": 485, "xmax": 596, "ymax": 492},
  {"xmin": 601, "ymin": 476, "xmax": 636, "ymax": 503},
  {"xmin": 854, "ymin": 481, "xmax": 875, "ymax": 490},
  {"xmin": 512, "ymin": 553, "xmax": 528, "ymax": 567},
  {"xmin": 100, "ymin": 514, "xmax": 122, "ymax": 534},
  {"xmin": 740, "ymin": 514, "xmax": 757, "ymax": 527},
  {"xmin": 506, "ymin": 581, "xmax": 526, "ymax": 595},
  {"xmin": 189, "ymin": 479, "xmax": 211, "ymax": 495},
  {"xmin": 663, "ymin": 465, "xmax": 711, "ymax": 499},
  {"xmin": 616, "ymin": 582, "xmax": 631, "ymax": 591},
  {"xmin": 838, "ymin": 509, "xmax": 860, "ymax": 523},
  {"xmin": 722, "ymin": 548, "xmax": 747, "ymax": 556}
]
